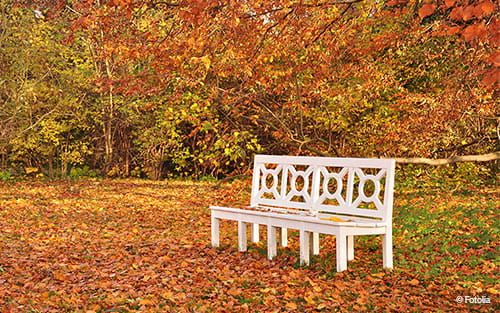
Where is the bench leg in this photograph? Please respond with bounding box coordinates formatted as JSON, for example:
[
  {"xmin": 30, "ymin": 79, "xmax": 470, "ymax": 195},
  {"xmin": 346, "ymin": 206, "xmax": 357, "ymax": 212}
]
[
  {"xmin": 336, "ymin": 233, "xmax": 347, "ymax": 272},
  {"xmin": 267, "ymin": 225, "xmax": 277, "ymax": 260},
  {"xmin": 251, "ymin": 223, "xmax": 260, "ymax": 243},
  {"xmin": 312, "ymin": 232, "xmax": 320, "ymax": 255},
  {"xmin": 347, "ymin": 235, "xmax": 354, "ymax": 261},
  {"xmin": 211, "ymin": 216, "xmax": 220, "ymax": 248},
  {"xmin": 238, "ymin": 221, "xmax": 247, "ymax": 252},
  {"xmin": 299, "ymin": 230, "xmax": 312, "ymax": 266},
  {"xmin": 280, "ymin": 227, "xmax": 288, "ymax": 247},
  {"xmin": 383, "ymin": 228, "xmax": 393, "ymax": 269}
]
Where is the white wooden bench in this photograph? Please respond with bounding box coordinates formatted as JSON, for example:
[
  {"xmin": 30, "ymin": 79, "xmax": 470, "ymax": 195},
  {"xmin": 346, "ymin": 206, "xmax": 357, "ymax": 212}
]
[{"xmin": 210, "ymin": 155, "xmax": 395, "ymax": 272}]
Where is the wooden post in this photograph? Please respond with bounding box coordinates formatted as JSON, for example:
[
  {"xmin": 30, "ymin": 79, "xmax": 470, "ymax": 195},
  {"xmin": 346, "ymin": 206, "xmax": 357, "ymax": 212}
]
[
  {"xmin": 267, "ymin": 225, "xmax": 277, "ymax": 260},
  {"xmin": 313, "ymin": 232, "xmax": 320, "ymax": 255},
  {"xmin": 299, "ymin": 230, "xmax": 311, "ymax": 266},
  {"xmin": 336, "ymin": 233, "xmax": 347, "ymax": 272},
  {"xmin": 211, "ymin": 216, "xmax": 220, "ymax": 248},
  {"xmin": 383, "ymin": 227, "xmax": 393, "ymax": 268},
  {"xmin": 238, "ymin": 221, "xmax": 247, "ymax": 252},
  {"xmin": 251, "ymin": 223, "xmax": 260, "ymax": 242},
  {"xmin": 347, "ymin": 235, "xmax": 354, "ymax": 261},
  {"xmin": 280, "ymin": 227, "xmax": 288, "ymax": 247}
]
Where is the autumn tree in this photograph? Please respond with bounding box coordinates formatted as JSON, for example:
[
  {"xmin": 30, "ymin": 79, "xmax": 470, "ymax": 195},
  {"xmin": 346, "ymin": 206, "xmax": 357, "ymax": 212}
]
[
  {"xmin": 3, "ymin": 0, "xmax": 498, "ymax": 178},
  {"xmin": 0, "ymin": 0, "xmax": 96, "ymax": 176}
]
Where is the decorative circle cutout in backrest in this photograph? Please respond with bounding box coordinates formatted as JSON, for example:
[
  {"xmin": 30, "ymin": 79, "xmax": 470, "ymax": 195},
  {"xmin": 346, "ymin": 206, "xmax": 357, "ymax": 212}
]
[
  {"xmin": 326, "ymin": 177, "xmax": 339, "ymax": 196},
  {"xmin": 358, "ymin": 174, "xmax": 381, "ymax": 202},
  {"xmin": 317, "ymin": 167, "xmax": 347, "ymax": 206},
  {"xmin": 257, "ymin": 164, "xmax": 283, "ymax": 200},
  {"xmin": 363, "ymin": 179, "xmax": 376, "ymax": 198},
  {"xmin": 294, "ymin": 175, "xmax": 305, "ymax": 192},
  {"xmin": 265, "ymin": 174, "xmax": 274, "ymax": 190}
]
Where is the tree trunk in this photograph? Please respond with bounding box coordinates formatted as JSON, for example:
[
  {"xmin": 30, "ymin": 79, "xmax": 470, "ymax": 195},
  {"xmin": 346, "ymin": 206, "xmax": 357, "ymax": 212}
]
[
  {"xmin": 104, "ymin": 87, "xmax": 114, "ymax": 172},
  {"xmin": 48, "ymin": 153, "xmax": 54, "ymax": 178}
]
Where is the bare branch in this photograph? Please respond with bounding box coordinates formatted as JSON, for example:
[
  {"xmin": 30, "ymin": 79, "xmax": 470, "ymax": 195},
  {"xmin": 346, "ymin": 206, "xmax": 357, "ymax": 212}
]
[
  {"xmin": 308, "ymin": 2, "xmax": 354, "ymax": 46},
  {"xmin": 394, "ymin": 152, "xmax": 500, "ymax": 165},
  {"xmin": 251, "ymin": 8, "xmax": 295, "ymax": 59},
  {"xmin": 304, "ymin": 149, "xmax": 499, "ymax": 165}
]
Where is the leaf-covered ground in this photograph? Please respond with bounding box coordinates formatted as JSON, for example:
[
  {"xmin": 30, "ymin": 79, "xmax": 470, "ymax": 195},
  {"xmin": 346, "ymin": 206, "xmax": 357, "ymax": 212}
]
[{"xmin": 0, "ymin": 178, "xmax": 497, "ymax": 312}]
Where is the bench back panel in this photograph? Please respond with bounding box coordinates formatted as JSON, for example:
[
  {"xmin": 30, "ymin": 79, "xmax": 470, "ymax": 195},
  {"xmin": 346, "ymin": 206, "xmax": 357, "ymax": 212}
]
[{"xmin": 250, "ymin": 155, "xmax": 396, "ymax": 221}]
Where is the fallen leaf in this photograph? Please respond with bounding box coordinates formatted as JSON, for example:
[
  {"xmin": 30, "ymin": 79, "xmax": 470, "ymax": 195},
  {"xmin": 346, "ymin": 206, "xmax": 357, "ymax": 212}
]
[
  {"xmin": 139, "ymin": 298, "xmax": 154, "ymax": 306},
  {"xmin": 409, "ymin": 279, "xmax": 420, "ymax": 286},
  {"xmin": 304, "ymin": 295, "xmax": 315, "ymax": 305}
]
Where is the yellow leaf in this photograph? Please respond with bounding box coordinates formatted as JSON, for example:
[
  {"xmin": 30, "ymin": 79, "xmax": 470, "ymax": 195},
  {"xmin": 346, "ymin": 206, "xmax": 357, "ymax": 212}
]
[
  {"xmin": 162, "ymin": 291, "xmax": 174, "ymax": 300},
  {"xmin": 486, "ymin": 287, "xmax": 498, "ymax": 295},
  {"xmin": 286, "ymin": 302, "xmax": 297, "ymax": 310},
  {"xmin": 24, "ymin": 167, "xmax": 38, "ymax": 174},
  {"xmin": 316, "ymin": 303, "xmax": 327, "ymax": 310},
  {"xmin": 306, "ymin": 277, "xmax": 316, "ymax": 287},
  {"xmin": 244, "ymin": 66, "xmax": 253, "ymax": 77},
  {"xmin": 321, "ymin": 216, "xmax": 351, "ymax": 222},
  {"xmin": 139, "ymin": 298, "xmax": 154, "ymax": 306},
  {"xmin": 409, "ymin": 279, "xmax": 420, "ymax": 286},
  {"xmin": 304, "ymin": 295, "xmax": 315, "ymax": 305},
  {"xmin": 284, "ymin": 290, "xmax": 295, "ymax": 299},
  {"xmin": 200, "ymin": 55, "xmax": 211, "ymax": 70}
]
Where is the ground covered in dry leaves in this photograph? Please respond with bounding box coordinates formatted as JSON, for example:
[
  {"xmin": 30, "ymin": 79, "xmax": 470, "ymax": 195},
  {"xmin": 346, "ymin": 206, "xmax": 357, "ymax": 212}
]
[{"xmin": 0, "ymin": 178, "xmax": 497, "ymax": 312}]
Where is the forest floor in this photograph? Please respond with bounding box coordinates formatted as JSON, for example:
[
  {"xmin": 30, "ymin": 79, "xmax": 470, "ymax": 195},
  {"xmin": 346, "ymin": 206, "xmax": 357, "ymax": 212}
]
[{"xmin": 0, "ymin": 177, "xmax": 497, "ymax": 312}]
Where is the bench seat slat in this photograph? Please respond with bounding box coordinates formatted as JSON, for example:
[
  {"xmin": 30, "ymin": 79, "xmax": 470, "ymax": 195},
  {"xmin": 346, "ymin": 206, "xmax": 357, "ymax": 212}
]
[{"xmin": 210, "ymin": 206, "xmax": 387, "ymax": 228}]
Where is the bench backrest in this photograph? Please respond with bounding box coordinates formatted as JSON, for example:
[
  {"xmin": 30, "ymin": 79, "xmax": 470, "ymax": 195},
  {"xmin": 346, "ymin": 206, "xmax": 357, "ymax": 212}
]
[{"xmin": 250, "ymin": 155, "xmax": 396, "ymax": 222}]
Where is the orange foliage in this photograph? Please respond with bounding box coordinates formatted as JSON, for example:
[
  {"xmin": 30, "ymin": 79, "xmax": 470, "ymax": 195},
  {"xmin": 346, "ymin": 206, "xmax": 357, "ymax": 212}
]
[{"xmin": 418, "ymin": 4, "xmax": 437, "ymax": 19}]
